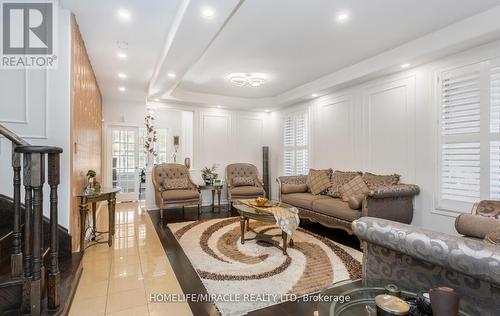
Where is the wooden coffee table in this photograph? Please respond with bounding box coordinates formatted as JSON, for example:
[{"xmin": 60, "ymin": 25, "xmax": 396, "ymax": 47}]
[{"xmin": 232, "ymin": 201, "xmax": 294, "ymax": 255}]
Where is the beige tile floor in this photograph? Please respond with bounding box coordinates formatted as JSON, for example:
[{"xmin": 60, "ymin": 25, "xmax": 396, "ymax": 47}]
[{"xmin": 69, "ymin": 202, "xmax": 192, "ymax": 316}]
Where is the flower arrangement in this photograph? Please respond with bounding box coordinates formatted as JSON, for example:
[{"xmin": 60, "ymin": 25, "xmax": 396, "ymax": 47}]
[
  {"xmin": 144, "ymin": 114, "xmax": 158, "ymax": 158},
  {"xmin": 85, "ymin": 169, "xmax": 100, "ymax": 194},
  {"xmin": 201, "ymin": 164, "xmax": 218, "ymax": 184}
]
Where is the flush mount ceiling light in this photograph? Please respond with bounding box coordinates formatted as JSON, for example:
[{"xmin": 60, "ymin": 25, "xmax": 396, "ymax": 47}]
[
  {"xmin": 227, "ymin": 73, "xmax": 267, "ymax": 87},
  {"xmin": 118, "ymin": 86, "xmax": 126, "ymax": 92},
  {"xmin": 167, "ymin": 72, "xmax": 176, "ymax": 78},
  {"xmin": 201, "ymin": 7, "xmax": 215, "ymax": 19},
  {"xmin": 117, "ymin": 9, "xmax": 131, "ymax": 21},
  {"xmin": 336, "ymin": 12, "xmax": 350, "ymax": 23},
  {"xmin": 117, "ymin": 52, "xmax": 127, "ymax": 59},
  {"xmin": 401, "ymin": 63, "xmax": 411, "ymax": 68},
  {"xmin": 118, "ymin": 72, "xmax": 127, "ymax": 79}
]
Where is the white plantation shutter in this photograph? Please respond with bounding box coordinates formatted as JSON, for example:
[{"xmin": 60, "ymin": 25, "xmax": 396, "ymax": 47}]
[
  {"xmin": 283, "ymin": 112, "xmax": 309, "ymax": 176},
  {"xmin": 438, "ymin": 58, "xmax": 500, "ymax": 211}
]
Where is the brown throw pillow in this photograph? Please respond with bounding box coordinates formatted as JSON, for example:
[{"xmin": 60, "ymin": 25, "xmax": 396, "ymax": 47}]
[
  {"xmin": 307, "ymin": 169, "xmax": 332, "ymax": 195},
  {"xmin": 232, "ymin": 176, "xmax": 255, "ymax": 187},
  {"xmin": 347, "ymin": 195, "xmax": 364, "ymax": 210},
  {"xmin": 485, "ymin": 229, "xmax": 500, "ymax": 245},
  {"xmin": 340, "ymin": 176, "xmax": 370, "ymax": 202},
  {"xmin": 281, "ymin": 183, "xmax": 308, "ymax": 194},
  {"xmin": 163, "ymin": 178, "xmax": 190, "ymax": 190},
  {"xmin": 362, "ymin": 172, "xmax": 400, "ymax": 189},
  {"xmin": 326, "ymin": 170, "xmax": 363, "ymax": 198}
]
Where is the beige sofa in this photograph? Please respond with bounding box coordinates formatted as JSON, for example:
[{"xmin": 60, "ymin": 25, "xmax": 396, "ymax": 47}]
[{"xmin": 277, "ymin": 171, "xmax": 419, "ymax": 234}]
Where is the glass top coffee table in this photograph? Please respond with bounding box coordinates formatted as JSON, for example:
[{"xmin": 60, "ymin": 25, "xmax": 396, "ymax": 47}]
[{"xmin": 232, "ymin": 201, "xmax": 294, "ymax": 255}]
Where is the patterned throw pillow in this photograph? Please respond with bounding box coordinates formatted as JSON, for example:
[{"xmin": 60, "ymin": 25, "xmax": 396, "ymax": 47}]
[
  {"xmin": 326, "ymin": 171, "xmax": 363, "ymax": 198},
  {"xmin": 307, "ymin": 169, "xmax": 332, "ymax": 195},
  {"xmin": 232, "ymin": 176, "xmax": 255, "ymax": 187},
  {"xmin": 163, "ymin": 178, "xmax": 190, "ymax": 190},
  {"xmin": 340, "ymin": 175, "xmax": 370, "ymax": 202},
  {"xmin": 362, "ymin": 172, "xmax": 400, "ymax": 189},
  {"xmin": 485, "ymin": 228, "xmax": 500, "ymax": 246}
]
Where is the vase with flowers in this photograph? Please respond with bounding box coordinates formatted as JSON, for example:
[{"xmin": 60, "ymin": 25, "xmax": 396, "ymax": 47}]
[
  {"xmin": 85, "ymin": 170, "xmax": 100, "ymax": 194},
  {"xmin": 201, "ymin": 164, "xmax": 218, "ymax": 185}
]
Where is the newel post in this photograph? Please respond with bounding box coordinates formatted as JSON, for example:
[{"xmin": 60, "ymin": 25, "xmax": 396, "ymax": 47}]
[{"xmin": 47, "ymin": 153, "xmax": 60, "ymax": 309}]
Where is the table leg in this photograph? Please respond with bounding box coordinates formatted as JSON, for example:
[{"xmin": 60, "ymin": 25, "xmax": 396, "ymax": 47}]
[
  {"xmin": 91, "ymin": 202, "xmax": 97, "ymax": 240},
  {"xmin": 79, "ymin": 202, "xmax": 88, "ymax": 252},
  {"xmin": 282, "ymin": 231, "xmax": 288, "ymax": 255},
  {"xmin": 108, "ymin": 196, "xmax": 116, "ymax": 247},
  {"xmin": 217, "ymin": 189, "xmax": 221, "ymax": 213},
  {"xmin": 211, "ymin": 189, "xmax": 215, "ymax": 212},
  {"xmin": 240, "ymin": 216, "xmax": 246, "ymax": 244}
]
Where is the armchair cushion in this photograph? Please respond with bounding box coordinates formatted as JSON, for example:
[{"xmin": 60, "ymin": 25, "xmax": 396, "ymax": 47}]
[
  {"xmin": 326, "ymin": 170, "xmax": 362, "ymax": 197},
  {"xmin": 306, "ymin": 168, "xmax": 332, "ymax": 195},
  {"xmin": 340, "ymin": 175, "xmax": 370, "ymax": 202},
  {"xmin": 232, "ymin": 176, "xmax": 255, "ymax": 187},
  {"xmin": 230, "ymin": 186, "xmax": 264, "ymax": 196},
  {"xmin": 163, "ymin": 178, "xmax": 190, "ymax": 190},
  {"xmin": 161, "ymin": 189, "xmax": 199, "ymax": 201}
]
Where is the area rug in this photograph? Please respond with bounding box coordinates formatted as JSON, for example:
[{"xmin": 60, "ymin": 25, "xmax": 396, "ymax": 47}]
[{"xmin": 168, "ymin": 217, "xmax": 362, "ymax": 316}]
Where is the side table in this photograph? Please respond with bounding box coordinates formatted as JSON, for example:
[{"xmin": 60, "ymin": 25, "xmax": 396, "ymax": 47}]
[
  {"xmin": 199, "ymin": 184, "xmax": 224, "ymax": 212},
  {"xmin": 76, "ymin": 187, "xmax": 120, "ymax": 252}
]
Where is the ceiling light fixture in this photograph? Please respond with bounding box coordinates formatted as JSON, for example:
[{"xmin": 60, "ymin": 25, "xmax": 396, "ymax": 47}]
[
  {"xmin": 336, "ymin": 12, "xmax": 350, "ymax": 23},
  {"xmin": 153, "ymin": 98, "xmax": 160, "ymax": 102},
  {"xmin": 265, "ymin": 109, "xmax": 270, "ymax": 113},
  {"xmin": 117, "ymin": 52, "xmax": 127, "ymax": 59},
  {"xmin": 227, "ymin": 73, "xmax": 267, "ymax": 87},
  {"xmin": 312, "ymin": 93, "xmax": 318, "ymax": 98},
  {"xmin": 118, "ymin": 73, "xmax": 127, "ymax": 79},
  {"xmin": 117, "ymin": 9, "xmax": 131, "ymax": 21},
  {"xmin": 118, "ymin": 86, "xmax": 126, "ymax": 92},
  {"xmin": 167, "ymin": 72, "xmax": 176, "ymax": 78},
  {"xmin": 217, "ymin": 105, "xmax": 222, "ymax": 108},
  {"xmin": 401, "ymin": 63, "xmax": 411, "ymax": 68},
  {"xmin": 201, "ymin": 7, "xmax": 215, "ymax": 19}
]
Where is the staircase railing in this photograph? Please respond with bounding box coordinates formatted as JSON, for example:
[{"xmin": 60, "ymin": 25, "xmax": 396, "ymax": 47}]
[{"xmin": 0, "ymin": 123, "xmax": 62, "ymax": 315}]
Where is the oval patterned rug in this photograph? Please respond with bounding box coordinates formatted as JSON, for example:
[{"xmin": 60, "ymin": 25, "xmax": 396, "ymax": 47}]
[{"xmin": 168, "ymin": 217, "xmax": 362, "ymax": 316}]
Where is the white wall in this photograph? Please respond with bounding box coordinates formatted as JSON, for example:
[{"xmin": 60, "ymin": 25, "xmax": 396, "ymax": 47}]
[
  {"xmin": 270, "ymin": 40, "xmax": 500, "ymax": 235},
  {"xmin": 0, "ymin": 7, "xmax": 72, "ymax": 228}
]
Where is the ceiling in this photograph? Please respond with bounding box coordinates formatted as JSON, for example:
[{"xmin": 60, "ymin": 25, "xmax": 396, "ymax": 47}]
[{"xmin": 62, "ymin": 0, "xmax": 500, "ymax": 109}]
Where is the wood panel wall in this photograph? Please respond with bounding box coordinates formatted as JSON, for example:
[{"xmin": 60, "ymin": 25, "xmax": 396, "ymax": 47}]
[{"xmin": 70, "ymin": 15, "xmax": 103, "ymax": 251}]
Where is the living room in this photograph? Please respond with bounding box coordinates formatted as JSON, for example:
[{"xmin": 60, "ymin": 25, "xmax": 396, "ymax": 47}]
[{"xmin": 0, "ymin": 0, "xmax": 499, "ymax": 316}]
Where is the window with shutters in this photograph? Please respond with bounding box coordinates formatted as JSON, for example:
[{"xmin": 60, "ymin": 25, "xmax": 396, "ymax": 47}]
[
  {"xmin": 283, "ymin": 111, "xmax": 309, "ymax": 176},
  {"xmin": 438, "ymin": 58, "xmax": 500, "ymax": 212}
]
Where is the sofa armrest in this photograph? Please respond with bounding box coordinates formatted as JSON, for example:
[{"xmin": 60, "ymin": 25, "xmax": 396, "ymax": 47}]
[{"xmin": 368, "ymin": 184, "xmax": 420, "ymax": 199}]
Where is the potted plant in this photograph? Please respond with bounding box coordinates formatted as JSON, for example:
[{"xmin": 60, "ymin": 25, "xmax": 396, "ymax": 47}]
[
  {"xmin": 201, "ymin": 164, "xmax": 218, "ymax": 185},
  {"xmin": 86, "ymin": 170, "xmax": 100, "ymax": 194}
]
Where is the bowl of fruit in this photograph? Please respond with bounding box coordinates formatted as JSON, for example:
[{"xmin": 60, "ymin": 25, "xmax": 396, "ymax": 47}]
[{"xmin": 254, "ymin": 197, "xmax": 269, "ymax": 207}]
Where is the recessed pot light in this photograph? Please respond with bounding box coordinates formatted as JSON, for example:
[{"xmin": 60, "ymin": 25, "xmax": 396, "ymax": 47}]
[
  {"xmin": 118, "ymin": 86, "xmax": 126, "ymax": 92},
  {"xmin": 312, "ymin": 93, "xmax": 318, "ymax": 98},
  {"xmin": 265, "ymin": 109, "xmax": 270, "ymax": 113},
  {"xmin": 153, "ymin": 98, "xmax": 160, "ymax": 102},
  {"xmin": 201, "ymin": 7, "xmax": 215, "ymax": 19},
  {"xmin": 217, "ymin": 105, "xmax": 222, "ymax": 108},
  {"xmin": 118, "ymin": 73, "xmax": 127, "ymax": 79},
  {"xmin": 167, "ymin": 72, "xmax": 176, "ymax": 78},
  {"xmin": 401, "ymin": 63, "xmax": 411, "ymax": 68},
  {"xmin": 336, "ymin": 12, "xmax": 350, "ymax": 23},
  {"xmin": 117, "ymin": 52, "xmax": 127, "ymax": 59},
  {"xmin": 117, "ymin": 9, "xmax": 131, "ymax": 21}
]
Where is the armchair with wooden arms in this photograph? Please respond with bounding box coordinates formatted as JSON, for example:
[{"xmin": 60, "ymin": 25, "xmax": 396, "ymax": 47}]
[
  {"xmin": 152, "ymin": 163, "xmax": 201, "ymax": 221},
  {"xmin": 225, "ymin": 163, "xmax": 265, "ymax": 208}
]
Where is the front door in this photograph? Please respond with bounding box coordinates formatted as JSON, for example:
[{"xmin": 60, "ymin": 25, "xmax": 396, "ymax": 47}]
[{"xmin": 108, "ymin": 126, "xmax": 139, "ymax": 201}]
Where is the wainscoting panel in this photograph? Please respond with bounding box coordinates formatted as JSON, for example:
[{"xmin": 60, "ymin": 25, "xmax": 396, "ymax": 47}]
[
  {"xmin": 234, "ymin": 115, "xmax": 264, "ymax": 169},
  {"xmin": 199, "ymin": 112, "xmax": 231, "ymax": 169},
  {"xmin": 362, "ymin": 76, "xmax": 416, "ymax": 182},
  {"xmin": 312, "ymin": 95, "xmax": 354, "ymax": 170}
]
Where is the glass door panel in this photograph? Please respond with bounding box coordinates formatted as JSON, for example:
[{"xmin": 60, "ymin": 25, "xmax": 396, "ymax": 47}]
[{"xmin": 110, "ymin": 127, "xmax": 138, "ymax": 201}]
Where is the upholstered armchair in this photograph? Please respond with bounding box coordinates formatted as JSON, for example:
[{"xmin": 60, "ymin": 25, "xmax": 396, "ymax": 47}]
[
  {"xmin": 152, "ymin": 163, "xmax": 201, "ymax": 220},
  {"xmin": 225, "ymin": 163, "xmax": 265, "ymax": 207}
]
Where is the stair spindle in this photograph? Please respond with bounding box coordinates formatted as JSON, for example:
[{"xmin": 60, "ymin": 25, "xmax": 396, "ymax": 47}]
[
  {"xmin": 21, "ymin": 153, "xmax": 33, "ymax": 314},
  {"xmin": 11, "ymin": 143, "xmax": 23, "ymax": 277},
  {"xmin": 47, "ymin": 153, "xmax": 60, "ymax": 309}
]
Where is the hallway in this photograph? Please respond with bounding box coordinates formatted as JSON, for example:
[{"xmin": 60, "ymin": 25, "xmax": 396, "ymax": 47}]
[{"xmin": 69, "ymin": 202, "xmax": 192, "ymax": 316}]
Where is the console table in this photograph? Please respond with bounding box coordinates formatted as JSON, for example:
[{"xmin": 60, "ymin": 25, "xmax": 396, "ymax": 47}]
[
  {"xmin": 77, "ymin": 187, "xmax": 120, "ymax": 252},
  {"xmin": 199, "ymin": 184, "xmax": 224, "ymax": 212}
]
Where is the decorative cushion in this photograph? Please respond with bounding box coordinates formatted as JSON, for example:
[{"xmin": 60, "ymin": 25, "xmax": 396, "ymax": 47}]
[
  {"xmin": 326, "ymin": 171, "xmax": 362, "ymax": 198},
  {"xmin": 485, "ymin": 229, "xmax": 500, "ymax": 245},
  {"xmin": 307, "ymin": 169, "xmax": 332, "ymax": 195},
  {"xmin": 230, "ymin": 186, "xmax": 265, "ymax": 196},
  {"xmin": 281, "ymin": 193, "xmax": 329, "ymax": 210},
  {"xmin": 455, "ymin": 213, "xmax": 500, "ymax": 239},
  {"xmin": 163, "ymin": 178, "xmax": 190, "ymax": 190},
  {"xmin": 161, "ymin": 189, "xmax": 199, "ymax": 201},
  {"xmin": 340, "ymin": 176, "xmax": 370, "ymax": 202},
  {"xmin": 347, "ymin": 195, "xmax": 364, "ymax": 210},
  {"xmin": 232, "ymin": 176, "xmax": 255, "ymax": 187},
  {"xmin": 281, "ymin": 183, "xmax": 308, "ymax": 194},
  {"xmin": 311, "ymin": 198, "xmax": 362, "ymax": 222},
  {"xmin": 362, "ymin": 172, "xmax": 400, "ymax": 189}
]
